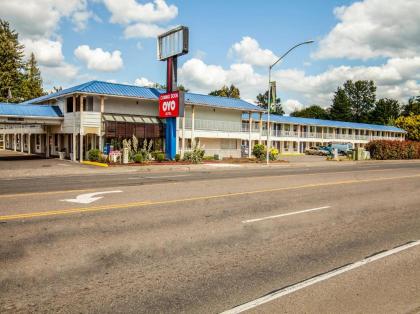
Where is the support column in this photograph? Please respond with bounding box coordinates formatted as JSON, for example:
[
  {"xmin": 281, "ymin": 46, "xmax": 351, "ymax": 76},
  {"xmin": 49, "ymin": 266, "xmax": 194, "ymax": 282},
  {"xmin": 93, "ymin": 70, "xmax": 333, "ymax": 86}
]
[
  {"xmin": 99, "ymin": 96, "xmax": 105, "ymax": 152},
  {"xmin": 181, "ymin": 115, "xmax": 185, "ymax": 158},
  {"xmin": 13, "ymin": 134, "xmax": 17, "ymax": 151},
  {"xmin": 20, "ymin": 133, "xmax": 24, "ymax": 152},
  {"xmin": 248, "ymin": 111, "xmax": 252, "ymax": 158},
  {"xmin": 72, "ymin": 95, "xmax": 77, "ymax": 161},
  {"xmin": 258, "ymin": 112, "xmax": 262, "ymax": 144},
  {"xmin": 191, "ymin": 105, "xmax": 195, "ymax": 147},
  {"xmin": 28, "ymin": 134, "xmax": 31, "ymax": 154},
  {"xmin": 45, "ymin": 130, "xmax": 50, "ymax": 158},
  {"xmin": 79, "ymin": 96, "xmax": 84, "ymax": 162}
]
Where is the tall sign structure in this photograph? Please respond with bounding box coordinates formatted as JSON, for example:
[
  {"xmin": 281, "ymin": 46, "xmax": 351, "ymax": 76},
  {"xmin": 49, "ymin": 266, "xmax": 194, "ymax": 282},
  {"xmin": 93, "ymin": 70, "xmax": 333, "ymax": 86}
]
[{"xmin": 157, "ymin": 26, "xmax": 189, "ymax": 160}]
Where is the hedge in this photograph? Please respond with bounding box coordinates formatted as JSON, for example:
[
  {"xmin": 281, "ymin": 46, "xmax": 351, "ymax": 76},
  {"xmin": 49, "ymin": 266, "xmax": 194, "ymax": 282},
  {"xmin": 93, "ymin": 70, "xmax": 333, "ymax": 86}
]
[{"xmin": 365, "ymin": 140, "xmax": 420, "ymax": 160}]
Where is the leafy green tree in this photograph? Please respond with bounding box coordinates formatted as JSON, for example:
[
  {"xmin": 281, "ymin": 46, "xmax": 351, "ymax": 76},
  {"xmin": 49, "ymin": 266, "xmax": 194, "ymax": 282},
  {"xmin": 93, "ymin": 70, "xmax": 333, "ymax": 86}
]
[
  {"xmin": 330, "ymin": 87, "xmax": 352, "ymax": 121},
  {"xmin": 395, "ymin": 114, "xmax": 420, "ymax": 141},
  {"xmin": 370, "ymin": 98, "xmax": 400, "ymax": 125},
  {"xmin": 21, "ymin": 52, "xmax": 45, "ymax": 100},
  {"xmin": 209, "ymin": 84, "xmax": 240, "ymax": 98},
  {"xmin": 291, "ymin": 105, "xmax": 329, "ymax": 119},
  {"xmin": 154, "ymin": 83, "xmax": 189, "ymax": 92},
  {"xmin": 343, "ymin": 80, "xmax": 376, "ymax": 123},
  {"xmin": 0, "ymin": 19, "xmax": 25, "ymax": 102},
  {"xmin": 255, "ymin": 90, "xmax": 284, "ymax": 115},
  {"xmin": 401, "ymin": 96, "xmax": 420, "ymax": 116}
]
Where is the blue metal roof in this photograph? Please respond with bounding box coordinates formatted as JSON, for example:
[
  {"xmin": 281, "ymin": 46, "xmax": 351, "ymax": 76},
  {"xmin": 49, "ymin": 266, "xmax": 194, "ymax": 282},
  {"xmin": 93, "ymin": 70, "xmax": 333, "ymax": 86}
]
[
  {"xmin": 25, "ymin": 80, "xmax": 263, "ymax": 112},
  {"xmin": 0, "ymin": 103, "xmax": 63, "ymax": 118},
  {"xmin": 243, "ymin": 113, "xmax": 406, "ymax": 133}
]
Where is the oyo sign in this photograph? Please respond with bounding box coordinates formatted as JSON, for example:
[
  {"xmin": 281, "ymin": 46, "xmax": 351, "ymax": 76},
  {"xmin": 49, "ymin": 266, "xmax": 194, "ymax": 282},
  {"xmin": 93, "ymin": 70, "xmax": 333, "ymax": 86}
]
[{"xmin": 159, "ymin": 91, "xmax": 184, "ymax": 118}]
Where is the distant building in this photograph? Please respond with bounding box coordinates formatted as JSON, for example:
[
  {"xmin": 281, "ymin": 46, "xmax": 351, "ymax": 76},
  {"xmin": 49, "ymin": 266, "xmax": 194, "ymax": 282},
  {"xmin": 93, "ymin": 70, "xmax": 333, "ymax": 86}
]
[{"xmin": 0, "ymin": 80, "xmax": 405, "ymax": 160}]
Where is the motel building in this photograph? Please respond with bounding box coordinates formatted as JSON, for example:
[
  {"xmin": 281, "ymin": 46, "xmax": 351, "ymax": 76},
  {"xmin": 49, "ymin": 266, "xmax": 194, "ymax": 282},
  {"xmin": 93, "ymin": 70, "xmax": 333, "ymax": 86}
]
[{"xmin": 0, "ymin": 80, "xmax": 406, "ymax": 161}]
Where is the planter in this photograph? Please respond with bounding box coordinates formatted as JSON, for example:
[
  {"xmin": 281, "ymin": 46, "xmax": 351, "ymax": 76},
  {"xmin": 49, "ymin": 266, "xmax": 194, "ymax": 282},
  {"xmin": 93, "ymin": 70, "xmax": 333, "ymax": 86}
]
[{"xmin": 58, "ymin": 152, "xmax": 66, "ymax": 160}]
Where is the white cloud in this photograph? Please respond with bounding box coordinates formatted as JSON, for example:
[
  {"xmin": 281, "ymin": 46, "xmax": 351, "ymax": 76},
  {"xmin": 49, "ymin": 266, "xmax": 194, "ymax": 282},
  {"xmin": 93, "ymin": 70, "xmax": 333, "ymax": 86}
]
[
  {"xmin": 283, "ymin": 99, "xmax": 304, "ymax": 114},
  {"xmin": 134, "ymin": 77, "xmax": 155, "ymax": 87},
  {"xmin": 124, "ymin": 23, "xmax": 168, "ymax": 38},
  {"xmin": 0, "ymin": 0, "xmax": 91, "ymax": 38},
  {"xmin": 314, "ymin": 0, "xmax": 420, "ymax": 60},
  {"xmin": 272, "ymin": 56, "xmax": 420, "ymax": 105},
  {"xmin": 229, "ymin": 36, "xmax": 278, "ymax": 67},
  {"xmin": 74, "ymin": 45, "xmax": 123, "ymax": 72},
  {"xmin": 41, "ymin": 63, "xmax": 80, "ymax": 86},
  {"xmin": 179, "ymin": 58, "xmax": 264, "ymax": 100},
  {"xmin": 103, "ymin": 0, "xmax": 178, "ymax": 24},
  {"xmin": 21, "ymin": 38, "xmax": 64, "ymax": 67}
]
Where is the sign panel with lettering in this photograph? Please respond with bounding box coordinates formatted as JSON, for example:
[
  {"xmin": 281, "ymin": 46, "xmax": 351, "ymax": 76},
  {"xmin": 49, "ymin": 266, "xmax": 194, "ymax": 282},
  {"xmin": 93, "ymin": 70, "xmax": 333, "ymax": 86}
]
[{"xmin": 159, "ymin": 91, "xmax": 184, "ymax": 118}]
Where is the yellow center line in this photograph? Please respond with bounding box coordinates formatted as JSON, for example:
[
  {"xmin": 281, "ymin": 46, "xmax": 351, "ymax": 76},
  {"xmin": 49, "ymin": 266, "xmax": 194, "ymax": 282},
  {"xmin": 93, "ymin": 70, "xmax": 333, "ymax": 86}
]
[
  {"xmin": 1, "ymin": 173, "xmax": 419, "ymax": 222},
  {"xmin": 0, "ymin": 167, "xmax": 409, "ymax": 199}
]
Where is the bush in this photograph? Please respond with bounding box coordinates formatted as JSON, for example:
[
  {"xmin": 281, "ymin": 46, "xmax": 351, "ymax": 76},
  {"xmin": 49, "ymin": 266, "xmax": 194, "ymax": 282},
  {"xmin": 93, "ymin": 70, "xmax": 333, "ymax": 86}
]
[
  {"xmin": 175, "ymin": 154, "xmax": 181, "ymax": 162},
  {"xmin": 269, "ymin": 148, "xmax": 279, "ymax": 160},
  {"xmin": 203, "ymin": 155, "xmax": 214, "ymax": 161},
  {"xmin": 365, "ymin": 140, "xmax": 420, "ymax": 160},
  {"xmin": 213, "ymin": 154, "xmax": 220, "ymax": 160},
  {"xmin": 252, "ymin": 143, "xmax": 266, "ymax": 160},
  {"xmin": 133, "ymin": 153, "xmax": 144, "ymax": 163},
  {"xmin": 183, "ymin": 142, "xmax": 205, "ymax": 163},
  {"xmin": 155, "ymin": 152, "xmax": 165, "ymax": 162},
  {"xmin": 88, "ymin": 149, "xmax": 100, "ymax": 162}
]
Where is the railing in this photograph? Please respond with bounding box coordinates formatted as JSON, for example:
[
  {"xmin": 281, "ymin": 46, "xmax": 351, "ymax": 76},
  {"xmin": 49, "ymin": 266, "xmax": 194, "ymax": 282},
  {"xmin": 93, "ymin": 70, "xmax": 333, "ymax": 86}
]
[
  {"xmin": 180, "ymin": 119, "xmax": 403, "ymax": 141},
  {"xmin": 184, "ymin": 118, "xmax": 242, "ymax": 133}
]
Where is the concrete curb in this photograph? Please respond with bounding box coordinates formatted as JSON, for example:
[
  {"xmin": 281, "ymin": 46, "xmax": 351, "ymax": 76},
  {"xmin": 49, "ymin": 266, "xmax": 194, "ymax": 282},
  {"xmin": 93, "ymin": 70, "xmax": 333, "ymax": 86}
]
[{"xmin": 81, "ymin": 161, "xmax": 109, "ymax": 167}]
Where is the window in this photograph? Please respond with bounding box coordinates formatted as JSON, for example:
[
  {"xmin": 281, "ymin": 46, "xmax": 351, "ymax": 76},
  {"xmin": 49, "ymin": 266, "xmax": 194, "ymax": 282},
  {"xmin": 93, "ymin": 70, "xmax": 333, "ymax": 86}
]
[
  {"xmin": 84, "ymin": 96, "xmax": 94, "ymax": 111},
  {"xmin": 66, "ymin": 97, "xmax": 73, "ymax": 113},
  {"xmin": 221, "ymin": 139, "xmax": 237, "ymax": 149}
]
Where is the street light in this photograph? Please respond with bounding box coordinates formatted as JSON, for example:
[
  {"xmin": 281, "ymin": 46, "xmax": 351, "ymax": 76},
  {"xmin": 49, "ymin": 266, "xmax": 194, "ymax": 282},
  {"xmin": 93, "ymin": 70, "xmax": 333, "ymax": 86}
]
[{"xmin": 266, "ymin": 40, "xmax": 314, "ymax": 164}]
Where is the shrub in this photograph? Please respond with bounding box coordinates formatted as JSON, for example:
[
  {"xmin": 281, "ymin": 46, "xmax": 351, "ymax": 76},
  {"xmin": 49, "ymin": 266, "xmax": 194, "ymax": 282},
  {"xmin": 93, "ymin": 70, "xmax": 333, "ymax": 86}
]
[
  {"xmin": 133, "ymin": 153, "xmax": 144, "ymax": 163},
  {"xmin": 252, "ymin": 143, "xmax": 266, "ymax": 160},
  {"xmin": 155, "ymin": 152, "xmax": 165, "ymax": 162},
  {"xmin": 213, "ymin": 154, "xmax": 220, "ymax": 160},
  {"xmin": 175, "ymin": 154, "xmax": 181, "ymax": 162},
  {"xmin": 365, "ymin": 140, "xmax": 420, "ymax": 160},
  {"xmin": 88, "ymin": 149, "xmax": 100, "ymax": 162},
  {"xmin": 203, "ymin": 155, "xmax": 214, "ymax": 161},
  {"xmin": 269, "ymin": 148, "xmax": 279, "ymax": 160},
  {"xmin": 183, "ymin": 142, "xmax": 205, "ymax": 163}
]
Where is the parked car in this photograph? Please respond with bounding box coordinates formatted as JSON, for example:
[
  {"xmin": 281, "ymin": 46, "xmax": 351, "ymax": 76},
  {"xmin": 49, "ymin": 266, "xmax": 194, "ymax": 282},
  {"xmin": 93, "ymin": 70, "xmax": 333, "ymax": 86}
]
[
  {"xmin": 305, "ymin": 146, "xmax": 329, "ymax": 156},
  {"xmin": 325, "ymin": 143, "xmax": 353, "ymax": 155}
]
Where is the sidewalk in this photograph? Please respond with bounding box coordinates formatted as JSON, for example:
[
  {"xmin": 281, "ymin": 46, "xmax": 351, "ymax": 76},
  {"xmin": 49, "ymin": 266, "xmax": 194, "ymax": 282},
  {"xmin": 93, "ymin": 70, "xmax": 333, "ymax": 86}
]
[{"xmin": 1, "ymin": 150, "xmax": 419, "ymax": 179}]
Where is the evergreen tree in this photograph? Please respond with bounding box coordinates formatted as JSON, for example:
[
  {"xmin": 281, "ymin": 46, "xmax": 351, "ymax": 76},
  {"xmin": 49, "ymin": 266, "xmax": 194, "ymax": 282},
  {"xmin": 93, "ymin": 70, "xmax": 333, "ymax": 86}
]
[
  {"xmin": 291, "ymin": 105, "xmax": 329, "ymax": 119},
  {"xmin": 209, "ymin": 84, "xmax": 240, "ymax": 98},
  {"xmin": 255, "ymin": 90, "xmax": 284, "ymax": 115},
  {"xmin": 402, "ymin": 96, "xmax": 420, "ymax": 116},
  {"xmin": 22, "ymin": 52, "xmax": 45, "ymax": 100},
  {"xmin": 370, "ymin": 98, "xmax": 400, "ymax": 125},
  {"xmin": 0, "ymin": 19, "xmax": 25, "ymax": 102},
  {"xmin": 330, "ymin": 87, "xmax": 352, "ymax": 121}
]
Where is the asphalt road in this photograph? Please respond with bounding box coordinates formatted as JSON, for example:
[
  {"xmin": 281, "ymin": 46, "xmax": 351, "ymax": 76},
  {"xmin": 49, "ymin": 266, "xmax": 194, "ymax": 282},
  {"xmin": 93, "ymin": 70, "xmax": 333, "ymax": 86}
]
[{"xmin": 1, "ymin": 162, "xmax": 420, "ymax": 313}]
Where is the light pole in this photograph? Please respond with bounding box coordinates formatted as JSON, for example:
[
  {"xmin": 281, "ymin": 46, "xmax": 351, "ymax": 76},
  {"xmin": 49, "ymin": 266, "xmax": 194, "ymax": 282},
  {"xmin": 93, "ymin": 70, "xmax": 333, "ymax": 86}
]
[{"xmin": 266, "ymin": 40, "xmax": 314, "ymax": 165}]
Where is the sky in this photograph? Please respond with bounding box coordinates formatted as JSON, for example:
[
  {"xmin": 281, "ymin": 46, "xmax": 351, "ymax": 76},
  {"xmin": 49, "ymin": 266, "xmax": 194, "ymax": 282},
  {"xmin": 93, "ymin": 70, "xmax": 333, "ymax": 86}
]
[{"xmin": 1, "ymin": 0, "xmax": 419, "ymax": 113}]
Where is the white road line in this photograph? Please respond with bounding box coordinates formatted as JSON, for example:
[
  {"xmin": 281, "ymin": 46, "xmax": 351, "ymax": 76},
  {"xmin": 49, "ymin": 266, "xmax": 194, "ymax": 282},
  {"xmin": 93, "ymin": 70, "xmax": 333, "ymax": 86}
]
[
  {"xmin": 221, "ymin": 240, "xmax": 420, "ymax": 314},
  {"xmin": 242, "ymin": 206, "xmax": 331, "ymax": 224}
]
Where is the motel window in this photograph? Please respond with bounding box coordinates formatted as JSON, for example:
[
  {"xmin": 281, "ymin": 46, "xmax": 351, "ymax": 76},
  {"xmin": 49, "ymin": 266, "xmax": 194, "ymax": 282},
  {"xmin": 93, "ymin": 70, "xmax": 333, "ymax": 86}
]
[
  {"xmin": 221, "ymin": 139, "xmax": 237, "ymax": 149},
  {"xmin": 293, "ymin": 142, "xmax": 297, "ymax": 150},
  {"xmin": 84, "ymin": 96, "xmax": 94, "ymax": 111},
  {"xmin": 284, "ymin": 141, "xmax": 289, "ymax": 150},
  {"xmin": 66, "ymin": 97, "xmax": 73, "ymax": 113}
]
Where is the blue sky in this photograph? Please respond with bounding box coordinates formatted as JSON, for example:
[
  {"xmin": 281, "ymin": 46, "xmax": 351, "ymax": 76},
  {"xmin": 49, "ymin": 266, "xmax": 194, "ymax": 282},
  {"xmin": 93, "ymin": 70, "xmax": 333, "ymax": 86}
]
[{"xmin": 1, "ymin": 0, "xmax": 419, "ymax": 113}]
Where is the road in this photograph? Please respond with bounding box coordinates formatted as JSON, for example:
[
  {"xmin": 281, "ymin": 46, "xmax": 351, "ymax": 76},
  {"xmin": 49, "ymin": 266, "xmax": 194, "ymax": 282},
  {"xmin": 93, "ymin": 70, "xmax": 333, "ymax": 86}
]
[{"xmin": 1, "ymin": 161, "xmax": 420, "ymax": 313}]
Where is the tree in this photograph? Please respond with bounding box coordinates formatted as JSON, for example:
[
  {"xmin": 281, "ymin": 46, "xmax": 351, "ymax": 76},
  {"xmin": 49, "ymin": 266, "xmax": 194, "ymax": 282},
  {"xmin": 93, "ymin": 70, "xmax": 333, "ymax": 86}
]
[
  {"xmin": 255, "ymin": 90, "xmax": 284, "ymax": 115},
  {"xmin": 370, "ymin": 98, "xmax": 400, "ymax": 125},
  {"xmin": 343, "ymin": 80, "xmax": 376, "ymax": 123},
  {"xmin": 21, "ymin": 52, "xmax": 45, "ymax": 100},
  {"xmin": 0, "ymin": 19, "xmax": 25, "ymax": 102},
  {"xmin": 153, "ymin": 83, "xmax": 189, "ymax": 92},
  {"xmin": 209, "ymin": 84, "xmax": 240, "ymax": 98},
  {"xmin": 329, "ymin": 87, "xmax": 352, "ymax": 121},
  {"xmin": 401, "ymin": 96, "xmax": 420, "ymax": 116},
  {"xmin": 291, "ymin": 105, "xmax": 329, "ymax": 119},
  {"xmin": 395, "ymin": 114, "xmax": 420, "ymax": 141}
]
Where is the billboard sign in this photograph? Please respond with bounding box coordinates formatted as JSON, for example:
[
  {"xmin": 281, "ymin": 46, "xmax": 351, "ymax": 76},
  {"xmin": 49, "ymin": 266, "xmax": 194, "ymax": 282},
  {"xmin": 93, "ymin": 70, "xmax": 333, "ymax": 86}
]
[
  {"xmin": 159, "ymin": 91, "xmax": 184, "ymax": 118},
  {"xmin": 157, "ymin": 26, "xmax": 189, "ymax": 61}
]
